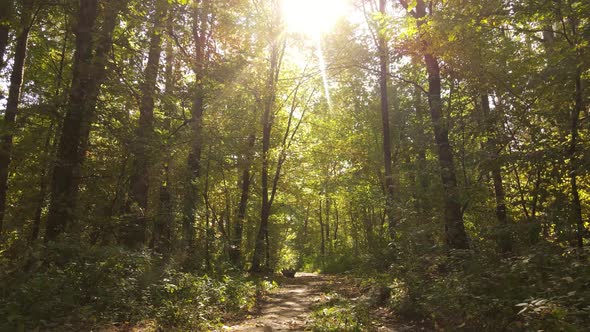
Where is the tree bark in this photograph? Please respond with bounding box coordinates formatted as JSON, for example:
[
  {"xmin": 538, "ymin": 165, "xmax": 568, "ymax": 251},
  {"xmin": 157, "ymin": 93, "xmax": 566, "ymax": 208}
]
[
  {"xmin": 230, "ymin": 133, "xmax": 255, "ymax": 266},
  {"xmin": 319, "ymin": 199, "xmax": 325, "ymax": 258},
  {"xmin": 413, "ymin": 85, "xmax": 429, "ymax": 212},
  {"xmin": 571, "ymin": 68, "xmax": 583, "ymax": 250},
  {"xmin": 182, "ymin": 0, "xmax": 209, "ymax": 256},
  {"xmin": 251, "ymin": 83, "xmax": 273, "ymax": 271},
  {"xmin": 401, "ymin": 0, "xmax": 469, "ymax": 249},
  {"xmin": 45, "ymin": 0, "xmax": 119, "ymax": 241},
  {"xmin": 0, "ymin": 0, "xmax": 12, "ymax": 69},
  {"xmin": 333, "ymin": 201, "xmax": 339, "ymax": 242},
  {"xmin": 31, "ymin": 18, "xmax": 69, "ymax": 242},
  {"xmin": 377, "ymin": 0, "xmax": 396, "ymax": 239},
  {"xmin": 31, "ymin": 122, "xmax": 55, "ymax": 242},
  {"xmin": 251, "ymin": 7, "xmax": 282, "ymax": 271},
  {"xmin": 153, "ymin": 20, "xmax": 176, "ymax": 257},
  {"xmin": 481, "ymin": 94, "xmax": 511, "ymax": 252},
  {"xmin": 325, "ymin": 196, "xmax": 330, "ymax": 252},
  {"xmin": 203, "ymin": 153, "xmax": 212, "ymax": 270},
  {"xmin": 423, "ymin": 52, "xmax": 469, "ymax": 250},
  {"xmin": 125, "ymin": 0, "xmax": 167, "ymax": 248},
  {"xmin": 0, "ymin": 0, "xmax": 33, "ymax": 236}
]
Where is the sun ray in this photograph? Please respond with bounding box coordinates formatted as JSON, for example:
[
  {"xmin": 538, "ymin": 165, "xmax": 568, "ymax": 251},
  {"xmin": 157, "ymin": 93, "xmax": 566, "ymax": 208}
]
[
  {"xmin": 280, "ymin": 0, "xmax": 348, "ymax": 38},
  {"xmin": 315, "ymin": 38, "xmax": 332, "ymax": 109},
  {"xmin": 280, "ymin": 0, "xmax": 348, "ymax": 108}
]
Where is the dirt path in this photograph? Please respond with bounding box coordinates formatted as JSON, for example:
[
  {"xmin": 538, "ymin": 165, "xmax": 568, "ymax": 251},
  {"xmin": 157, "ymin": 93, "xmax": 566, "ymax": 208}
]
[
  {"xmin": 221, "ymin": 272, "xmax": 324, "ymax": 331},
  {"xmin": 220, "ymin": 273, "xmax": 410, "ymax": 332}
]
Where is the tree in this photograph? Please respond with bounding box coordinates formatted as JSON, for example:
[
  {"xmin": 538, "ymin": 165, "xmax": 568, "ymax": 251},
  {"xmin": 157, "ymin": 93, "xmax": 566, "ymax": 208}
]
[
  {"xmin": 376, "ymin": 0, "xmax": 397, "ymax": 239},
  {"xmin": 399, "ymin": 0, "xmax": 469, "ymax": 249},
  {"xmin": 0, "ymin": 0, "xmax": 35, "ymax": 236},
  {"xmin": 481, "ymin": 93, "xmax": 511, "ymax": 252},
  {"xmin": 250, "ymin": 6, "xmax": 284, "ymax": 270},
  {"xmin": 0, "ymin": 0, "xmax": 12, "ymax": 69},
  {"xmin": 124, "ymin": 0, "xmax": 168, "ymax": 248},
  {"xmin": 230, "ymin": 132, "xmax": 255, "ymax": 266},
  {"xmin": 45, "ymin": 0, "xmax": 122, "ymax": 241},
  {"xmin": 181, "ymin": 0, "xmax": 212, "ymax": 257}
]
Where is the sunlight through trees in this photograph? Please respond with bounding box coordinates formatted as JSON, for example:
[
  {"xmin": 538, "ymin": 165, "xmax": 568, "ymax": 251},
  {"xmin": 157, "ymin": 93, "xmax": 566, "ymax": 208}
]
[{"xmin": 0, "ymin": 0, "xmax": 588, "ymax": 330}]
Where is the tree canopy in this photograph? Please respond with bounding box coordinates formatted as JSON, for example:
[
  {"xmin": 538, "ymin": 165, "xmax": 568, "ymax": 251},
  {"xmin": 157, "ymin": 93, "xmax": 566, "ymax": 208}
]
[{"xmin": 0, "ymin": 0, "xmax": 588, "ymax": 330}]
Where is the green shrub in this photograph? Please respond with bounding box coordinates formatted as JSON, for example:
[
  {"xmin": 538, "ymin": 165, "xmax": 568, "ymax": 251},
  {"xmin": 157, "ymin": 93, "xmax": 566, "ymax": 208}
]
[
  {"xmin": 310, "ymin": 293, "xmax": 370, "ymax": 332},
  {"xmin": 0, "ymin": 240, "xmax": 262, "ymax": 331},
  {"xmin": 388, "ymin": 245, "xmax": 590, "ymax": 331}
]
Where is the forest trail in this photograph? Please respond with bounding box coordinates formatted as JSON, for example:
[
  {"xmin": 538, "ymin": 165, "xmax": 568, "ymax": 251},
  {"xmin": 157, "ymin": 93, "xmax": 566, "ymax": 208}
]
[{"xmin": 221, "ymin": 273, "xmax": 406, "ymax": 332}]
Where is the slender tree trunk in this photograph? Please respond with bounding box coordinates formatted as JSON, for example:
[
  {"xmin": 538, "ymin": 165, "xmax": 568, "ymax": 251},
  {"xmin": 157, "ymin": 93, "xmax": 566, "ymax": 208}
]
[
  {"xmin": 204, "ymin": 198, "xmax": 211, "ymax": 270},
  {"xmin": 319, "ymin": 199, "xmax": 325, "ymax": 259},
  {"xmin": 0, "ymin": 0, "xmax": 12, "ymax": 69},
  {"xmin": 529, "ymin": 167, "xmax": 545, "ymax": 243},
  {"xmin": 125, "ymin": 0, "xmax": 167, "ymax": 248},
  {"xmin": 252, "ymin": 102, "xmax": 272, "ymax": 271},
  {"xmin": 155, "ymin": 163, "xmax": 173, "ymax": 256},
  {"xmin": 302, "ymin": 203, "xmax": 310, "ymax": 245},
  {"xmin": 377, "ymin": 0, "xmax": 396, "ymax": 239},
  {"xmin": 31, "ymin": 19, "xmax": 69, "ymax": 242},
  {"xmin": 481, "ymin": 94, "xmax": 511, "ymax": 252},
  {"xmin": 333, "ymin": 201, "xmax": 338, "ymax": 242},
  {"xmin": 45, "ymin": 0, "xmax": 119, "ymax": 241},
  {"xmin": 571, "ymin": 68, "xmax": 583, "ymax": 249},
  {"xmin": 31, "ymin": 122, "xmax": 55, "ymax": 241},
  {"xmin": 423, "ymin": 52, "xmax": 469, "ymax": 249},
  {"xmin": 251, "ymin": 14, "xmax": 281, "ymax": 271},
  {"xmin": 363, "ymin": 207, "xmax": 373, "ymax": 250},
  {"xmin": 414, "ymin": 85, "xmax": 429, "ymax": 212},
  {"xmin": 400, "ymin": 0, "xmax": 469, "ymax": 250},
  {"xmin": 230, "ymin": 133, "xmax": 255, "ymax": 266},
  {"xmin": 154, "ymin": 23, "xmax": 176, "ymax": 257},
  {"xmin": 182, "ymin": 0, "xmax": 209, "ymax": 256},
  {"xmin": 325, "ymin": 196, "xmax": 330, "ymax": 253},
  {"xmin": 203, "ymin": 153, "xmax": 212, "ymax": 270},
  {"xmin": 0, "ymin": 0, "xmax": 33, "ymax": 236}
]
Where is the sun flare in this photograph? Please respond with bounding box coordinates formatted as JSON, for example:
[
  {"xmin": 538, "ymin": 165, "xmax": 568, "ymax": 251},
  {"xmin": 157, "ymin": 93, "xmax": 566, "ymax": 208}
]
[{"xmin": 281, "ymin": 0, "xmax": 349, "ymax": 38}]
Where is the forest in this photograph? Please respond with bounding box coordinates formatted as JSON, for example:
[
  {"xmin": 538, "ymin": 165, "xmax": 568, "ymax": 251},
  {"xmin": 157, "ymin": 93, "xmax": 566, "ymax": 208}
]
[{"xmin": 0, "ymin": 0, "xmax": 588, "ymax": 330}]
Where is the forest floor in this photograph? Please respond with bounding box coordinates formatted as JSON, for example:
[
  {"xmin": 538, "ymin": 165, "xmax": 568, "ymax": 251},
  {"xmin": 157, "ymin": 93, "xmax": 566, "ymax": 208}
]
[{"xmin": 220, "ymin": 272, "xmax": 415, "ymax": 332}]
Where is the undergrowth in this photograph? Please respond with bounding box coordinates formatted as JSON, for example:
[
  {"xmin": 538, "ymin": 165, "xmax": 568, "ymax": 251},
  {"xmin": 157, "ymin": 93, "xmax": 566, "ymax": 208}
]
[
  {"xmin": 387, "ymin": 244, "xmax": 590, "ymax": 331},
  {"xmin": 318, "ymin": 241, "xmax": 590, "ymax": 331},
  {"xmin": 0, "ymin": 239, "xmax": 276, "ymax": 331},
  {"xmin": 310, "ymin": 292, "xmax": 370, "ymax": 332}
]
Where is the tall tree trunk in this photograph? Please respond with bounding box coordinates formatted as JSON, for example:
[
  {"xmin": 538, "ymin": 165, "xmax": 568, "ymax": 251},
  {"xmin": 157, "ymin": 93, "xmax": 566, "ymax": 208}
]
[
  {"xmin": 423, "ymin": 52, "xmax": 469, "ymax": 249},
  {"xmin": 182, "ymin": 0, "xmax": 209, "ymax": 256},
  {"xmin": 251, "ymin": 91, "xmax": 272, "ymax": 271},
  {"xmin": 319, "ymin": 199, "xmax": 325, "ymax": 259},
  {"xmin": 203, "ymin": 153, "xmax": 212, "ymax": 270},
  {"xmin": 377, "ymin": 0, "xmax": 396, "ymax": 239},
  {"xmin": 230, "ymin": 133, "xmax": 255, "ymax": 266},
  {"xmin": 251, "ymin": 11, "xmax": 281, "ymax": 271},
  {"xmin": 45, "ymin": 0, "xmax": 120, "ymax": 241},
  {"xmin": 302, "ymin": 203, "xmax": 310, "ymax": 245},
  {"xmin": 31, "ymin": 19, "xmax": 69, "ymax": 242},
  {"xmin": 401, "ymin": 0, "xmax": 469, "ymax": 249},
  {"xmin": 0, "ymin": 0, "xmax": 12, "ymax": 69},
  {"xmin": 481, "ymin": 94, "xmax": 511, "ymax": 252},
  {"xmin": 413, "ymin": 85, "xmax": 429, "ymax": 213},
  {"xmin": 154, "ymin": 21, "xmax": 176, "ymax": 257},
  {"xmin": 0, "ymin": 0, "xmax": 33, "ymax": 236},
  {"xmin": 571, "ymin": 68, "xmax": 583, "ymax": 250},
  {"xmin": 325, "ymin": 196, "xmax": 330, "ymax": 253},
  {"xmin": 125, "ymin": 0, "xmax": 167, "ymax": 248},
  {"xmin": 363, "ymin": 207, "xmax": 373, "ymax": 250},
  {"xmin": 155, "ymin": 163, "xmax": 173, "ymax": 255},
  {"xmin": 333, "ymin": 201, "xmax": 338, "ymax": 242},
  {"xmin": 31, "ymin": 122, "xmax": 55, "ymax": 241}
]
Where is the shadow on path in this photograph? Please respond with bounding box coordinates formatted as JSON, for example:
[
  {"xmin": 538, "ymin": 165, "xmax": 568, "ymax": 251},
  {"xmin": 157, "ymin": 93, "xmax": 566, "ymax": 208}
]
[{"xmin": 220, "ymin": 272, "xmax": 326, "ymax": 331}]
